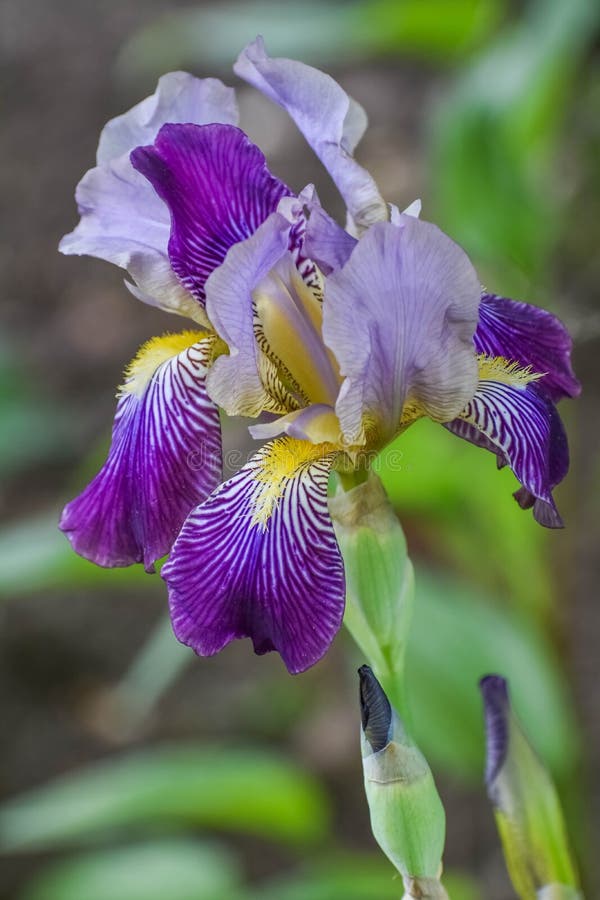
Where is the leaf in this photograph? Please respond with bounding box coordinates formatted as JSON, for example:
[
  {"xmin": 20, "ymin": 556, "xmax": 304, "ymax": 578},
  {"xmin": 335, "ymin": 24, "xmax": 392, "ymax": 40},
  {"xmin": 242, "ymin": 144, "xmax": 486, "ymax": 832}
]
[
  {"xmin": 377, "ymin": 419, "xmax": 555, "ymax": 619},
  {"xmin": 115, "ymin": 0, "xmax": 502, "ymax": 84},
  {"xmin": 0, "ymin": 745, "xmax": 329, "ymax": 852},
  {"xmin": 19, "ymin": 839, "xmax": 242, "ymax": 900},
  {"xmin": 254, "ymin": 854, "xmax": 481, "ymax": 900},
  {"xmin": 0, "ymin": 511, "xmax": 154, "ymax": 597},
  {"xmin": 430, "ymin": 0, "xmax": 599, "ymax": 283},
  {"xmin": 405, "ymin": 569, "xmax": 580, "ymax": 782}
]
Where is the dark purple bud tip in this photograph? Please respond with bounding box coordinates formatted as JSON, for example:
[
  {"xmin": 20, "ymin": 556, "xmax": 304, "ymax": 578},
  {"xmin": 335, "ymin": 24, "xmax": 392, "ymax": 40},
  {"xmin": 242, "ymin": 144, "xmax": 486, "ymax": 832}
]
[
  {"xmin": 479, "ymin": 674, "xmax": 510, "ymax": 787},
  {"xmin": 359, "ymin": 665, "xmax": 392, "ymax": 753}
]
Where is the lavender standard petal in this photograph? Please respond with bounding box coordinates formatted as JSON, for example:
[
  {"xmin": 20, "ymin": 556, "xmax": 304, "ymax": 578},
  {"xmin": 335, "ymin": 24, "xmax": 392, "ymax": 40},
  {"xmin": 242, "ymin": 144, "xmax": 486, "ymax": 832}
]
[
  {"xmin": 204, "ymin": 212, "xmax": 292, "ymax": 417},
  {"xmin": 97, "ymin": 73, "xmax": 238, "ymax": 164},
  {"xmin": 131, "ymin": 123, "xmax": 292, "ymax": 309},
  {"xmin": 60, "ymin": 337, "xmax": 222, "ymax": 572},
  {"xmin": 323, "ymin": 217, "xmax": 480, "ymax": 448},
  {"xmin": 163, "ymin": 438, "xmax": 345, "ymax": 674},
  {"xmin": 61, "ymin": 73, "xmax": 238, "ymax": 321},
  {"xmin": 235, "ymin": 37, "xmax": 386, "ymax": 231},
  {"xmin": 475, "ymin": 293, "xmax": 581, "ymax": 402}
]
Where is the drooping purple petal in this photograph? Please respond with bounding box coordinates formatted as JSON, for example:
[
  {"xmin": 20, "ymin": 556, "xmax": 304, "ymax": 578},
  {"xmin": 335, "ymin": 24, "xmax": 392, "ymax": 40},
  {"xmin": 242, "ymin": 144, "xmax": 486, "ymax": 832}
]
[
  {"xmin": 235, "ymin": 37, "xmax": 386, "ymax": 231},
  {"xmin": 446, "ymin": 374, "xmax": 569, "ymax": 527},
  {"xmin": 131, "ymin": 123, "xmax": 292, "ymax": 308},
  {"xmin": 60, "ymin": 73, "xmax": 238, "ymax": 322},
  {"xmin": 475, "ymin": 293, "xmax": 581, "ymax": 402},
  {"xmin": 322, "ymin": 217, "xmax": 480, "ymax": 448},
  {"xmin": 60, "ymin": 335, "xmax": 222, "ymax": 572},
  {"xmin": 163, "ymin": 437, "xmax": 345, "ymax": 674}
]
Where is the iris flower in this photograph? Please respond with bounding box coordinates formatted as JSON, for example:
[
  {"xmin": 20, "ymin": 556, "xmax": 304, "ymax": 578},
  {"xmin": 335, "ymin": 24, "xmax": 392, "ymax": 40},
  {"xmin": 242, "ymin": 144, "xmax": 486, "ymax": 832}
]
[{"xmin": 60, "ymin": 39, "xmax": 579, "ymax": 673}]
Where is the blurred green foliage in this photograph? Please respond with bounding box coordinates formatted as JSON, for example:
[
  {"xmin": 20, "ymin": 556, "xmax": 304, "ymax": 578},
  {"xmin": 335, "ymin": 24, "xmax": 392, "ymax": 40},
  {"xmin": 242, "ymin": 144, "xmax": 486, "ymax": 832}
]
[
  {"xmin": 0, "ymin": 344, "xmax": 72, "ymax": 481},
  {"xmin": 430, "ymin": 0, "xmax": 599, "ymax": 288},
  {"xmin": 116, "ymin": 0, "xmax": 503, "ymax": 84},
  {"xmin": 2, "ymin": 0, "xmax": 597, "ymax": 896},
  {"xmin": 20, "ymin": 839, "xmax": 242, "ymax": 900},
  {"xmin": 0, "ymin": 745, "xmax": 329, "ymax": 852}
]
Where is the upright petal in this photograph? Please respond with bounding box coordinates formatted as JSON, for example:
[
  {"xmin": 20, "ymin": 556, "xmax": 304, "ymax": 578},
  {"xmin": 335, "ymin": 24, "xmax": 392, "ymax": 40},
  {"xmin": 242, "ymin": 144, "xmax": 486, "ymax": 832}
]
[
  {"xmin": 204, "ymin": 211, "xmax": 293, "ymax": 417},
  {"xmin": 304, "ymin": 202, "xmax": 357, "ymax": 275},
  {"xmin": 163, "ymin": 437, "xmax": 345, "ymax": 674},
  {"xmin": 60, "ymin": 73, "xmax": 238, "ymax": 322},
  {"xmin": 235, "ymin": 37, "xmax": 386, "ymax": 231},
  {"xmin": 322, "ymin": 217, "xmax": 480, "ymax": 449},
  {"xmin": 131, "ymin": 123, "xmax": 292, "ymax": 309},
  {"xmin": 97, "ymin": 73, "xmax": 238, "ymax": 164},
  {"xmin": 475, "ymin": 293, "xmax": 581, "ymax": 402},
  {"xmin": 60, "ymin": 333, "xmax": 222, "ymax": 572},
  {"xmin": 446, "ymin": 357, "xmax": 569, "ymax": 527}
]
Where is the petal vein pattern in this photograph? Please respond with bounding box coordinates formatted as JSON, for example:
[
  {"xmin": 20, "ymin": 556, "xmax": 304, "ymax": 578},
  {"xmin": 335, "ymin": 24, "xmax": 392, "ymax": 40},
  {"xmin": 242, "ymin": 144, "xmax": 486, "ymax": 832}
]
[
  {"xmin": 60, "ymin": 73, "xmax": 238, "ymax": 323},
  {"xmin": 131, "ymin": 123, "xmax": 292, "ymax": 307},
  {"xmin": 449, "ymin": 357, "xmax": 569, "ymax": 527},
  {"xmin": 475, "ymin": 293, "xmax": 581, "ymax": 402},
  {"xmin": 163, "ymin": 438, "xmax": 345, "ymax": 673},
  {"xmin": 60, "ymin": 334, "xmax": 222, "ymax": 571}
]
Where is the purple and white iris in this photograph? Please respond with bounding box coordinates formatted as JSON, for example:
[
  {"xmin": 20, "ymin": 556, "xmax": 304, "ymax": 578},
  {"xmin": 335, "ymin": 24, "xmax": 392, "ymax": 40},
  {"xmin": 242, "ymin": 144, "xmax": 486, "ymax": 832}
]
[{"xmin": 59, "ymin": 38, "xmax": 579, "ymax": 673}]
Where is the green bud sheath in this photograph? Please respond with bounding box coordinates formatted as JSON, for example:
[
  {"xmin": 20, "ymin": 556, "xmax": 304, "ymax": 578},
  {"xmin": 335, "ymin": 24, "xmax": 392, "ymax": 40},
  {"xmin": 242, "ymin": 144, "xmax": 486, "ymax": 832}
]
[
  {"xmin": 359, "ymin": 667, "xmax": 448, "ymax": 898},
  {"xmin": 330, "ymin": 473, "xmax": 414, "ymax": 714},
  {"xmin": 480, "ymin": 676, "xmax": 582, "ymax": 900}
]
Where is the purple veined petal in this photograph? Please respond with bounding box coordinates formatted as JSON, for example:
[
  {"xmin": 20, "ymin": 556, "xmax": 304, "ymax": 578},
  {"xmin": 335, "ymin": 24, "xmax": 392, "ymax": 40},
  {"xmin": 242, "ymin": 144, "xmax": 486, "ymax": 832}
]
[
  {"xmin": 475, "ymin": 293, "xmax": 581, "ymax": 403},
  {"xmin": 60, "ymin": 333, "xmax": 222, "ymax": 572},
  {"xmin": 322, "ymin": 218, "xmax": 480, "ymax": 449},
  {"xmin": 446, "ymin": 360, "xmax": 569, "ymax": 527},
  {"xmin": 61, "ymin": 73, "xmax": 238, "ymax": 322},
  {"xmin": 163, "ymin": 437, "xmax": 345, "ymax": 674},
  {"xmin": 235, "ymin": 37, "xmax": 386, "ymax": 231},
  {"xmin": 131, "ymin": 123, "xmax": 293, "ymax": 308}
]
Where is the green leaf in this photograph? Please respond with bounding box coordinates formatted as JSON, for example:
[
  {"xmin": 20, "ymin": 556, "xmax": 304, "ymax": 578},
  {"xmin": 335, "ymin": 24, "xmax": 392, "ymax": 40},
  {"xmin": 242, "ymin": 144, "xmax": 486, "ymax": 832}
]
[
  {"xmin": 19, "ymin": 839, "xmax": 242, "ymax": 900},
  {"xmin": 405, "ymin": 570, "xmax": 579, "ymax": 782},
  {"xmin": 377, "ymin": 419, "xmax": 554, "ymax": 619},
  {"xmin": 0, "ymin": 511, "xmax": 155, "ymax": 597},
  {"xmin": 116, "ymin": 0, "xmax": 502, "ymax": 84},
  {"xmin": 254, "ymin": 854, "xmax": 481, "ymax": 900},
  {"xmin": 430, "ymin": 0, "xmax": 599, "ymax": 283},
  {"xmin": 0, "ymin": 745, "xmax": 329, "ymax": 852}
]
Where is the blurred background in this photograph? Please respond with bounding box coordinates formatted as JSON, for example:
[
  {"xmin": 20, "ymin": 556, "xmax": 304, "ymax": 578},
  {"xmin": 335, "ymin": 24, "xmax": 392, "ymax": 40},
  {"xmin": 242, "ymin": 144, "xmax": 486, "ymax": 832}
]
[{"xmin": 1, "ymin": 0, "xmax": 599, "ymax": 897}]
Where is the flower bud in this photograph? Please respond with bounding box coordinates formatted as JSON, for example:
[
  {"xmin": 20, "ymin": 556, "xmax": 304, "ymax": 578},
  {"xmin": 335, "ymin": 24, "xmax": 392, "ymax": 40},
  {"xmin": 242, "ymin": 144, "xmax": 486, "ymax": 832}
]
[
  {"xmin": 330, "ymin": 473, "xmax": 414, "ymax": 709},
  {"xmin": 359, "ymin": 666, "xmax": 448, "ymax": 899},
  {"xmin": 480, "ymin": 675, "xmax": 581, "ymax": 899}
]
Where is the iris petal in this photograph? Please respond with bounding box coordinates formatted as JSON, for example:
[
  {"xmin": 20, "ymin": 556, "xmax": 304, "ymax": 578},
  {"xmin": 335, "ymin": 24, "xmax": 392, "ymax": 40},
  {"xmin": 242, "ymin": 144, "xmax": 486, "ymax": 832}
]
[
  {"xmin": 446, "ymin": 359, "xmax": 569, "ymax": 527},
  {"xmin": 60, "ymin": 333, "xmax": 222, "ymax": 571},
  {"xmin": 60, "ymin": 73, "xmax": 237, "ymax": 322},
  {"xmin": 322, "ymin": 218, "xmax": 480, "ymax": 449},
  {"xmin": 475, "ymin": 293, "xmax": 580, "ymax": 402},
  {"xmin": 235, "ymin": 37, "xmax": 386, "ymax": 231},
  {"xmin": 131, "ymin": 123, "xmax": 292, "ymax": 308},
  {"xmin": 163, "ymin": 437, "xmax": 345, "ymax": 674}
]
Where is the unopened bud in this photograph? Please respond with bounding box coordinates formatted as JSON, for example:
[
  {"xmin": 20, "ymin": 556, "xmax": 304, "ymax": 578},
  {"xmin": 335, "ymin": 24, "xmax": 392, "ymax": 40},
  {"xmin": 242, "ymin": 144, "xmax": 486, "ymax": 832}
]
[
  {"xmin": 480, "ymin": 675, "xmax": 581, "ymax": 900},
  {"xmin": 359, "ymin": 667, "xmax": 448, "ymax": 899}
]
